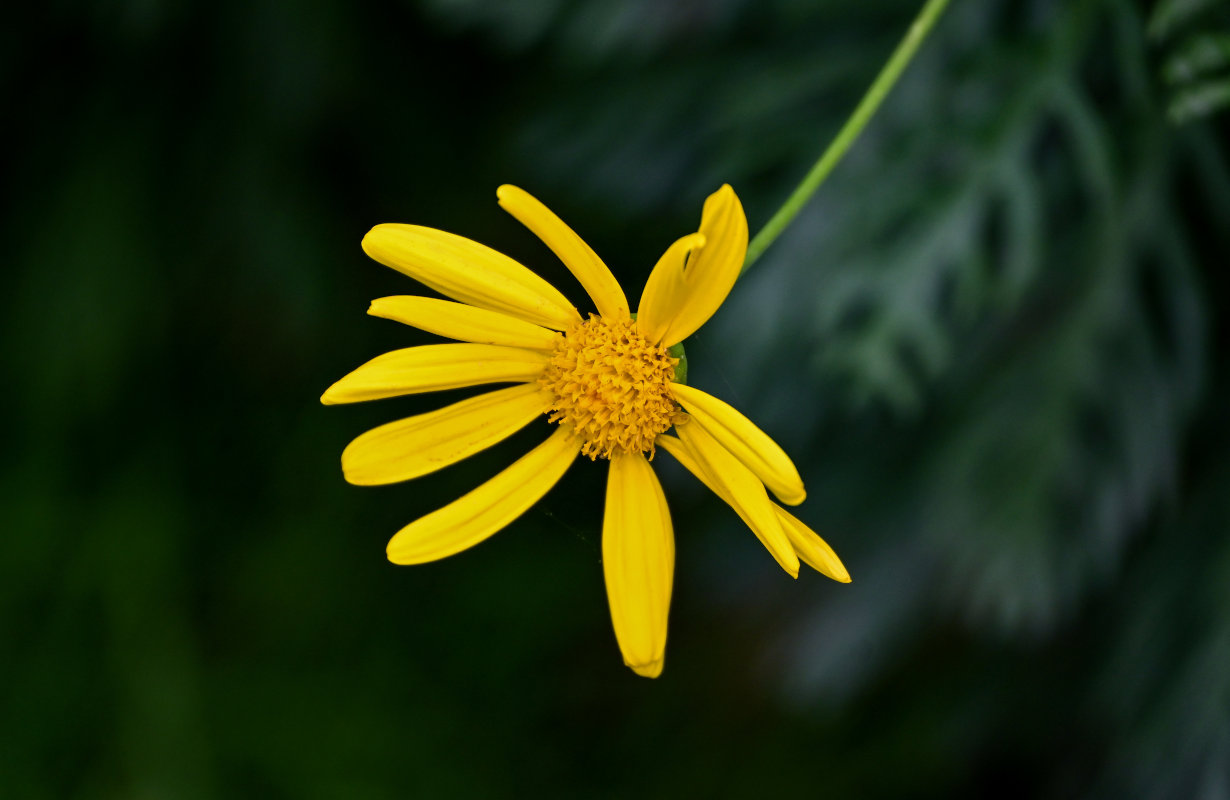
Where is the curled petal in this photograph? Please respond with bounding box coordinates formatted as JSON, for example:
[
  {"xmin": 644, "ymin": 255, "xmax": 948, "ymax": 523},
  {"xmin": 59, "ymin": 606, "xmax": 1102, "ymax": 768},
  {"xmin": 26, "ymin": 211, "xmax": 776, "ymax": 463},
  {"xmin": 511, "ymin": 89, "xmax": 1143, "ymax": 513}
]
[
  {"xmin": 635, "ymin": 185, "xmax": 747, "ymax": 346},
  {"xmin": 635, "ymin": 233, "xmax": 705, "ymax": 345}
]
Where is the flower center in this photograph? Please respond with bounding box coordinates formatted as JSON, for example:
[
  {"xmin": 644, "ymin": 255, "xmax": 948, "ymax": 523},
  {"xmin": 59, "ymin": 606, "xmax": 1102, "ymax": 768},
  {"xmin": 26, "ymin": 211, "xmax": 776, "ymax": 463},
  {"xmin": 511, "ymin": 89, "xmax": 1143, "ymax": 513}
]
[{"xmin": 540, "ymin": 314, "xmax": 683, "ymax": 460}]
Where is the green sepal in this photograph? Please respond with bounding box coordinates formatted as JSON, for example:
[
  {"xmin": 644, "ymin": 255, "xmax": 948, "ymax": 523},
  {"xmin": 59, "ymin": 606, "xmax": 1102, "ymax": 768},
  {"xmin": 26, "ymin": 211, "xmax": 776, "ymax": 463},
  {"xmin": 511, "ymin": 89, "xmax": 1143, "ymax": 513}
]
[
  {"xmin": 629, "ymin": 312, "xmax": 687, "ymax": 384},
  {"xmin": 668, "ymin": 341, "xmax": 688, "ymax": 384}
]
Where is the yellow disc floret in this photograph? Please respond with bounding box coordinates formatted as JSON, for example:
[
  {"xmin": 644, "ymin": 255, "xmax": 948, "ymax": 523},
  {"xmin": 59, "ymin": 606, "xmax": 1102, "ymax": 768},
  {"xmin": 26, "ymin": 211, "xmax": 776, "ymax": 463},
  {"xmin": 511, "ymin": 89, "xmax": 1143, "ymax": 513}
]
[{"xmin": 540, "ymin": 314, "xmax": 683, "ymax": 460}]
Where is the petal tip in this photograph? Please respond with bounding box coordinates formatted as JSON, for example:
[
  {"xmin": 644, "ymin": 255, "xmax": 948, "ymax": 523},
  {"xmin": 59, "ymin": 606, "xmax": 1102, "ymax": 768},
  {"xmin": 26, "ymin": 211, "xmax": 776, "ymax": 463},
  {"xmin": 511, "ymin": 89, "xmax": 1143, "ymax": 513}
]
[
  {"xmin": 360, "ymin": 226, "xmax": 386, "ymax": 259},
  {"xmin": 385, "ymin": 540, "xmax": 414, "ymax": 565},
  {"xmin": 779, "ymin": 488, "xmax": 807, "ymax": 506},
  {"xmin": 628, "ymin": 659, "xmax": 664, "ymax": 679},
  {"xmin": 340, "ymin": 461, "xmax": 369, "ymax": 487}
]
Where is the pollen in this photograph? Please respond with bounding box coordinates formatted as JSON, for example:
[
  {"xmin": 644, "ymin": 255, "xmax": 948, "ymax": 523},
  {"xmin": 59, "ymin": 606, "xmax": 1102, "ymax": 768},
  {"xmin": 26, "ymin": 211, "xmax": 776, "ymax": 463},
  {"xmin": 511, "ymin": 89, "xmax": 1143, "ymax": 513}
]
[{"xmin": 540, "ymin": 314, "xmax": 684, "ymax": 460}]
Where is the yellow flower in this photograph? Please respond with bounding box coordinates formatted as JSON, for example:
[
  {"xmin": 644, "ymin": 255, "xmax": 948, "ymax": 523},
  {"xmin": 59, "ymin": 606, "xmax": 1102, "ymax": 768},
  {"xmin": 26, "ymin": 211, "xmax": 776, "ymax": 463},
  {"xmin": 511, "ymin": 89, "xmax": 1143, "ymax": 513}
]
[{"xmin": 322, "ymin": 184, "xmax": 850, "ymax": 678}]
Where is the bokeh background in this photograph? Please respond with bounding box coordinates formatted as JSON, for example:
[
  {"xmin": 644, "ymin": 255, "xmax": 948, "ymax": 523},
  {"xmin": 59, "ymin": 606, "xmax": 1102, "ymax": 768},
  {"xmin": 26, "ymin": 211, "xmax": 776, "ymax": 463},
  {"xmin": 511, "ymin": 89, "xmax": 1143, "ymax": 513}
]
[{"xmin": 4, "ymin": 0, "xmax": 1230, "ymax": 796}]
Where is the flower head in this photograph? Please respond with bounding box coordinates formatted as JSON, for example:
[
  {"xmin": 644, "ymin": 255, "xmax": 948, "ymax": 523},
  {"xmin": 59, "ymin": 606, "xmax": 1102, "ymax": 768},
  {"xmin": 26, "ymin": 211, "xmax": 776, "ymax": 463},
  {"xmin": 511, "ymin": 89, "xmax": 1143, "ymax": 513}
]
[
  {"xmin": 323, "ymin": 184, "xmax": 849, "ymax": 677},
  {"xmin": 541, "ymin": 314, "xmax": 684, "ymax": 460}
]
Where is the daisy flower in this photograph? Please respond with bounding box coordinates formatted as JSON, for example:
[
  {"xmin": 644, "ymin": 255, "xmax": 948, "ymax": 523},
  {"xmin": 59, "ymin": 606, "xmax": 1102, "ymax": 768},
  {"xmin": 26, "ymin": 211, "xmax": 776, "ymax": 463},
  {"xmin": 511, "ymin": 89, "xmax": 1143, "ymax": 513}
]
[{"xmin": 322, "ymin": 184, "xmax": 849, "ymax": 677}]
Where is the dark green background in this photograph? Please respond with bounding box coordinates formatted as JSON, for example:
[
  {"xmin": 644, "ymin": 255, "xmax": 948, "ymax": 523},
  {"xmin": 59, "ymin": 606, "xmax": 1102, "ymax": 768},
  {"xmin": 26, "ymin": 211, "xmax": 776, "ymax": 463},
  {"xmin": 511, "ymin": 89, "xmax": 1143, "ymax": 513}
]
[{"xmin": 4, "ymin": 0, "xmax": 1229, "ymax": 797}]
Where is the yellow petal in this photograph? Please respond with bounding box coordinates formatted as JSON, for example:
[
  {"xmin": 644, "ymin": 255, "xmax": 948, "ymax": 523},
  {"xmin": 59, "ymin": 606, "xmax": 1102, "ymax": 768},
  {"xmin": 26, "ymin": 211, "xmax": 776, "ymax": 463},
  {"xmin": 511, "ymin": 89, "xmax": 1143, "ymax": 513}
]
[
  {"xmin": 775, "ymin": 506, "xmax": 851, "ymax": 583},
  {"xmin": 320, "ymin": 344, "xmax": 547, "ymax": 405},
  {"xmin": 341, "ymin": 384, "xmax": 551, "ymax": 485},
  {"xmin": 362, "ymin": 223, "xmax": 581, "ymax": 330},
  {"xmin": 667, "ymin": 425, "xmax": 799, "ymax": 577},
  {"xmin": 603, "ymin": 453, "xmax": 674, "ymax": 678},
  {"xmin": 670, "ymin": 383, "xmax": 806, "ymax": 506},
  {"xmin": 634, "ymin": 232, "xmax": 706, "ymax": 345},
  {"xmin": 661, "ymin": 433, "xmax": 847, "ymax": 582},
  {"xmin": 368, "ymin": 296, "xmax": 561, "ymax": 351},
  {"xmin": 635, "ymin": 185, "xmax": 747, "ymax": 346},
  {"xmin": 497, "ymin": 185, "xmax": 630, "ymax": 320},
  {"xmin": 386, "ymin": 426, "xmax": 580, "ymax": 564}
]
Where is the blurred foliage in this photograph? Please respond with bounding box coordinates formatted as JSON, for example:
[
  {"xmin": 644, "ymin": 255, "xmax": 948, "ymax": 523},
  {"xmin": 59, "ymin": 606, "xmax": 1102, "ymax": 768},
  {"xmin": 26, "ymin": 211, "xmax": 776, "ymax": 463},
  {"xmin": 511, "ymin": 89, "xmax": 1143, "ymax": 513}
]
[
  {"xmin": 1151, "ymin": 0, "xmax": 1230, "ymax": 121},
  {"xmin": 2, "ymin": 0, "xmax": 1229, "ymax": 798}
]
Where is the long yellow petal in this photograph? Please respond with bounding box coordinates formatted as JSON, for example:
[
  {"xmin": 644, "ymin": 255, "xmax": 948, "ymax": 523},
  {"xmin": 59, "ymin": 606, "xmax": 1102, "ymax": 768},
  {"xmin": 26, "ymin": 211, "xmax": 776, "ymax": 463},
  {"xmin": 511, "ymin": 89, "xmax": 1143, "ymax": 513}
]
[
  {"xmin": 497, "ymin": 185, "xmax": 630, "ymax": 320},
  {"xmin": 668, "ymin": 425, "xmax": 799, "ymax": 577},
  {"xmin": 635, "ymin": 185, "xmax": 747, "ymax": 346},
  {"xmin": 662, "ymin": 432, "xmax": 847, "ymax": 581},
  {"xmin": 634, "ymin": 232, "xmax": 706, "ymax": 345},
  {"xmin": 670, "ymin": 383, "xmax": 806, "ymax": 506},
  {"xmin": 320, "ymin": 344, "xmax": 547, "ymax": 405},
  {"xmin": 386, "ymin": 426, "xmax": 580, "ymax": 564},
  {"xmin": 775, "ymin": 506, "xmax": 851, "ymax": 583},
  {"xmin": 362, "ymin": 223, "xmax": 581, "ymax": 330},
  {"xmin": 368, "ymin": 296, "xmax": 561, "ymax": 351},
  {"xmin": 341, "ymin": 384, "xmax": 550, "ymax": 485},
  {"xmin": 603, "ymin": 453, "xmax": 674, "ymax": 678}
]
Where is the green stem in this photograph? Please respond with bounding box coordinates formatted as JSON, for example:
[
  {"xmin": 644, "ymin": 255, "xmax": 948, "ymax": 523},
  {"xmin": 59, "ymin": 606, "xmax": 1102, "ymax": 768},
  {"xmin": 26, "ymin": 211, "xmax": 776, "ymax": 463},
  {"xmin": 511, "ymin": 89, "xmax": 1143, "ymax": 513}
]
[{"xmin": 742, "ymin": 0, "xmax": 954, "ymax": 272}]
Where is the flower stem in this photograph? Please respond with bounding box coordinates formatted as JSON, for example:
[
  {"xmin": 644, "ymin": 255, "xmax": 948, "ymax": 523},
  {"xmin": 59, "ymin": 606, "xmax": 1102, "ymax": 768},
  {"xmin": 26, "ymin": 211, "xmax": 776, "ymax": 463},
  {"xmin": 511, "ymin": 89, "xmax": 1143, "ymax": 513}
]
[{"xmin": 742, "ymin": 0, "xmax": 953, "ymax": 272}]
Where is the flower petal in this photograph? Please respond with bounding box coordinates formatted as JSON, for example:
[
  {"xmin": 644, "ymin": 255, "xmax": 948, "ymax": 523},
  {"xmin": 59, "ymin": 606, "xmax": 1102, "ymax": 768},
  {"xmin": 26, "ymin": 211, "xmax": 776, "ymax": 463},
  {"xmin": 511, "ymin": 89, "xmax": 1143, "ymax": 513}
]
[
  {"xmin": 775, "ymin": 506, "xmax": 851, "ymax": 583},
  {"xmin": 603, "ymin": 453, "xmax": 674, "ymax": 678},
  {"xmin": 386, "ymin": 426, "xmax": 580, "ymax": 564},
  {"xmin": 497, "ymin": 185, "xmax": 630, "ymax": 320},
  {"xmin": 341, "ymin": 384, "xmax": 551, "ymax": 486},
  {"xmin": 661, "ymin": 433, "xmax": 847, "ymax": 582},
  {"xmin": 635, "ymin": 185, "xmax": 747, "ymax": 346},
  {"xmin": 362, "ymin": 223, "xmax": 581, "ymax": 330},
  {"xmin": 320, "ymin": 344, "xmax": 547, "ymax": 405},
  {"xmin": 664, "ymin": 426, "xmax": 799, "ymax": 577},
  {"xmin": 634, "ymin": 232, "xmax": 706, "ymax": 345},
  {"xmin": 670, "ymin": 383, "xmax": 805, "ymax": 506},
  {"xmin": 368, "ymin": 296, "xmax": 561, "ymax": 351}
]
